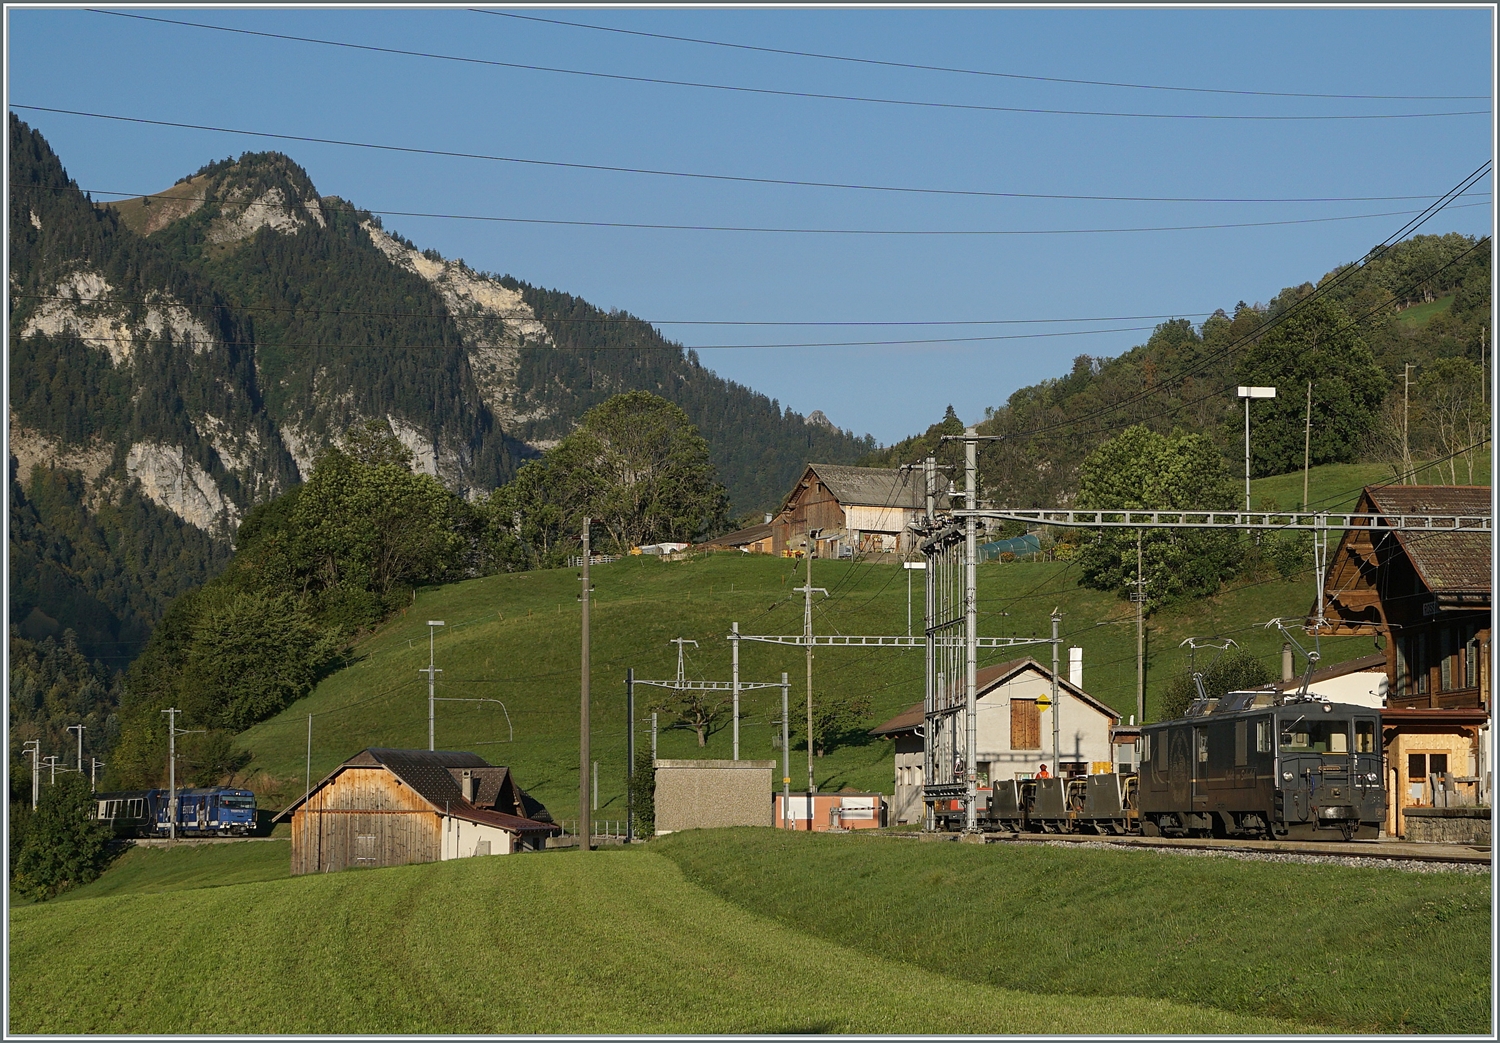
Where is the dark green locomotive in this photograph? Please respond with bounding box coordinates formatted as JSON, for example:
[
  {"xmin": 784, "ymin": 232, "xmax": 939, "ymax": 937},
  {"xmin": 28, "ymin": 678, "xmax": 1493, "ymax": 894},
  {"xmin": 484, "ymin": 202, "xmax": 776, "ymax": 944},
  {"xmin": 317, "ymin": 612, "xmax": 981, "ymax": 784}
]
[{"xmin": 1138, "ymin": 692, "xmax": 1384, "ymax": 840}]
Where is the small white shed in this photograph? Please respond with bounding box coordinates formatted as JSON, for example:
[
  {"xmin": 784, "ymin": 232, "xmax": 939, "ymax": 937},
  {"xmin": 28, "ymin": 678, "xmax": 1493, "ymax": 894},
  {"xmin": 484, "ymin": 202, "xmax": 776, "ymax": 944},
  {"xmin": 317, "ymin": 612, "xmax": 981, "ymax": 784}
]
[{"xmin": 973, "ymin": 657, "xmax": 1120, "ymax": 781}]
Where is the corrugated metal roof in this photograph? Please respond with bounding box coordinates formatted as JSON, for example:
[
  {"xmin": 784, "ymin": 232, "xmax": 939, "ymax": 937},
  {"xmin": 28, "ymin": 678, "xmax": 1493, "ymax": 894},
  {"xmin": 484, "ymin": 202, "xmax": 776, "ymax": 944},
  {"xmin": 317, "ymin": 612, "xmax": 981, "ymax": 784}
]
[
  {"xmin": 804, "ymin": 464, "xmax": 929, "ymax": 510},
  {"xmin": 697, "ymin": 522, "xmax": 772, "ymax": 548},
  {"xmin": 1274, "ymin": 652, "xmax": 1387, "ymax": 692},
  {"xmin": 1363, "ymin": 486, "xmax": 1491, "ymax": 597},
  {"xmin": 869, "ymin": 702, "xmax": 923, "ymax": 736}
]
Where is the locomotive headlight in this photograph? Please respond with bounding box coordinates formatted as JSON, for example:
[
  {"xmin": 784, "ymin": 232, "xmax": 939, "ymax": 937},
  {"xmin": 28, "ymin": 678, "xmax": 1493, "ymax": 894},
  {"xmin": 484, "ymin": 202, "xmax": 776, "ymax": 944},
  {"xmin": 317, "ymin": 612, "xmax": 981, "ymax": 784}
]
[{"xmin": 1282, "ymin": 772, "xmax": 1293, "ymax": 780}]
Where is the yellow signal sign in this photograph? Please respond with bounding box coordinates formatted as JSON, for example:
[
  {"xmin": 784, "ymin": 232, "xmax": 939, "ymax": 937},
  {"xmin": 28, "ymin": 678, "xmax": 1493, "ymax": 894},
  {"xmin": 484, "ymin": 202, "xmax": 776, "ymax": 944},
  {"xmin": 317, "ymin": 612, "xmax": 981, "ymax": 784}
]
[{"xmin": 1036, "ymin": 695, "xmax": 1053, "ymax": 710}]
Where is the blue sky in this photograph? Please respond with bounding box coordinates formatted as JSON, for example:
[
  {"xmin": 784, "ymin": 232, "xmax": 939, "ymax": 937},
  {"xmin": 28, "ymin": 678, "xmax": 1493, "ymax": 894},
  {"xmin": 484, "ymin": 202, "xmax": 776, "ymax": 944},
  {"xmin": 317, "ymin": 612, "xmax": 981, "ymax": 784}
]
[{"xmin": 7, "ymin": 6, "xmax": 1493, "ymax": 445}]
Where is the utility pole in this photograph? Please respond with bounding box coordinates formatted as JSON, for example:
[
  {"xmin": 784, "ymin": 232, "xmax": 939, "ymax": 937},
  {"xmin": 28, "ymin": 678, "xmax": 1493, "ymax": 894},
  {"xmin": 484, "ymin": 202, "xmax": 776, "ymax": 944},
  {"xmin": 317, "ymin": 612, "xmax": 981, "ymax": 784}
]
[
  {"xmin": 1051, "ymin": 609, "xmax": 1061, "ymax": 777},
  {"xmin": 421, "ymin": 620, "xmax": 445, "ymax": 751},
  {"xmin": 1302, "ymin": 380, "xmax": 1313, "ymax": 509},
  {"xmin": 963, "ymin": 428, "xmax": 979, "ymax": 832},
  {"xmin": 91, "ymin": 758, "xmax": 103, "ymax": 791},
  {"xmin": 1403, "ymin": 363, "xmax": 1414, "ymax": 483},
  {"xmin": 625, "ymin": 669, "xmax": 634, "ymax": 844},
  {"xmin": 731, "ymin": 622, "xmax": 740, "ymax": 760},
  {"xmin": 651, "ymin": 711, "xmax": 657, "ymax": 759},
  {"xmin": 67, "ymin": 724, "xmax": 85, "ymax": 774},
  {"xmin": 305, "ymin": 714, "xmax": 313, "ymax": 811},
  {"xmin": 159, "ymin": 709, "xmax": 202, "ymax": 840},
  {"xmin": 796, "ymin": 532, "xmax": 828, "ymax": 803},
  {"xmin": 579, "ymin": 517, "xmax": 591, "ymax": 853},
  {"xmin": 781, "ymin": 672, "xmax": 791, "ymax": 829},
  {"xmin": 1134, "ymin": 532, "xmax": 1147, "ymax": 727},
  {"xmin": 45, "ymin": 756, "xmax": 59, "ymax": 785},
  {"xmin": 22, "ymin": 740, "xmax": 40, "ymax": 809}
]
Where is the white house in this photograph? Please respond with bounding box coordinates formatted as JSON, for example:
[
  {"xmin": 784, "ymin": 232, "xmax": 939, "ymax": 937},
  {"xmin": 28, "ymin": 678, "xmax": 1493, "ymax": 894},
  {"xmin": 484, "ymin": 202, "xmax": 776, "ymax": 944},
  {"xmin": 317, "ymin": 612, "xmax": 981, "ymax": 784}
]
[
  {"xmin": 871, "ymin": 656, "xmax": 1120, "ymax": 823},
  {"xmin": 1274, "ymin": 652, "xmax": 1389, "ymax": 708}
]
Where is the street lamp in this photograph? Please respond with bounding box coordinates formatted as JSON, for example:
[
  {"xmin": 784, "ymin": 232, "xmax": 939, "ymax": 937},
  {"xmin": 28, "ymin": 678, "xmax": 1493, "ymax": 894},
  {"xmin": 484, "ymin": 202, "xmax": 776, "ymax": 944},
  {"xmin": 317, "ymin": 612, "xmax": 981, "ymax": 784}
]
[{"xmin": 1236, "ymin": 386, "xmax": 1276, "ymax": 511}]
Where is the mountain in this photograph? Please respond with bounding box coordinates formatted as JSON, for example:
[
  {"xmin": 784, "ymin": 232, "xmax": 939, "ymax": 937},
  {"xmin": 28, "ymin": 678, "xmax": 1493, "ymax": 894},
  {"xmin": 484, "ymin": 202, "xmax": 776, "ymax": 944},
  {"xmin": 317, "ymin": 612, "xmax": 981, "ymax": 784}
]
[{"xmin": 7, "ymin": 116, "xmax": 873, "ymax": 663}]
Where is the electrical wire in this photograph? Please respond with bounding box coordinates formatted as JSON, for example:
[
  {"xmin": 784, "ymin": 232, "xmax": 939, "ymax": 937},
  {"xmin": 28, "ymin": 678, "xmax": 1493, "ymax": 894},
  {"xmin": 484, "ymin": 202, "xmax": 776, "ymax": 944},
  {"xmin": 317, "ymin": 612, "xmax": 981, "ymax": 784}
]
[
  {"xmin": 478, "ymin": 9, "xmax": 1490, "ymax": 102},
  {"xmin": 87, "ymin": 10, "xmax": 1489, "ymax": 122},
  {"xmin": 15, "ymin": 105, "xmax": 1495, "ymax": 206},
  {"xmin": 38, "ymin": 181, "xmax": 1494, "ymax": 235}
]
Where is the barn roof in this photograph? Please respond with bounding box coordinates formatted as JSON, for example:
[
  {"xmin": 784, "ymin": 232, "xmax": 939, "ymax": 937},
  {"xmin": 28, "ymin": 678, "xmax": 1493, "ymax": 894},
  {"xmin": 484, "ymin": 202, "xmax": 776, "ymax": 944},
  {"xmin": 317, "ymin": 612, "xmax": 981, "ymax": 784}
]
[
  {"xmin": 1361, "ymin": 486, "xmax": 1491, "ymax": 598},
  {"xmin": 697, "ymin": 522, "xmax": 772, "ymax": 549},
  {"xmin": 797, "ymin": 464, "xmax": 929, "ymax": 510}
]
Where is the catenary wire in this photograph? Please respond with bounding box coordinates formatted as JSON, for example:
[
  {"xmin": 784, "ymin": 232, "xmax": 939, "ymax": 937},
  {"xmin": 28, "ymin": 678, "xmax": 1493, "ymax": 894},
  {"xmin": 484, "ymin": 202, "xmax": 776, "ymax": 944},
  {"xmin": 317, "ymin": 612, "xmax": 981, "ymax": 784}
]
[
  {"xmin": 477, "ymin": 10, "xmax": 1490, "ymax": 102},
  {"xmin": 86, "ymin": 10, "xmax": 1489, "ymax": 122},
  {"xmin": 14, "ymin": 105, "xmax": 1496, "ymax": 206}
]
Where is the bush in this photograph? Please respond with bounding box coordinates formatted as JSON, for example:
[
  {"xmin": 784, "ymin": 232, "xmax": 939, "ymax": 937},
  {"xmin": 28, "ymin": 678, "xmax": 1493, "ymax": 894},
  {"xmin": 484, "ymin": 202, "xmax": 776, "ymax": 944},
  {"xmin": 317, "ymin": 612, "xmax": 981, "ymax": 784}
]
[
  {"xmin": 629, "ymin": 744, "xmax": 655, "ymax": 838},
  {"xmin": 13, "ymin": 772, "xmax": 112, "ymax": 901}
]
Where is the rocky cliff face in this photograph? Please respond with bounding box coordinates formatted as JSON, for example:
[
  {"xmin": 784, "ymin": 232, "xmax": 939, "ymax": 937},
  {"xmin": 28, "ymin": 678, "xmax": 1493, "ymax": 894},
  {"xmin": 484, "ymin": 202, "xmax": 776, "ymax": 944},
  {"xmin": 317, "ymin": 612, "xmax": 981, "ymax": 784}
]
[{"xmin": 8, "ymin": 115, "xmax": 874, "ymax": 661}]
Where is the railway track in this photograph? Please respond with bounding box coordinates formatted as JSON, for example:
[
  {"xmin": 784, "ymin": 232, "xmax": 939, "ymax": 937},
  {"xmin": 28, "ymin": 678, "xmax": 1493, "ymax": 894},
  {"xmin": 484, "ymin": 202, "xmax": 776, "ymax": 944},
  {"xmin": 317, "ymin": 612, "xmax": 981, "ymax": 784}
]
[
  {"xmin": 986, "ymin": 830, "xmax": 1491, "ymax": 865},
  {"xmin": 877, "ymin": 829, "xmax": 1490, "ymax": 866}
]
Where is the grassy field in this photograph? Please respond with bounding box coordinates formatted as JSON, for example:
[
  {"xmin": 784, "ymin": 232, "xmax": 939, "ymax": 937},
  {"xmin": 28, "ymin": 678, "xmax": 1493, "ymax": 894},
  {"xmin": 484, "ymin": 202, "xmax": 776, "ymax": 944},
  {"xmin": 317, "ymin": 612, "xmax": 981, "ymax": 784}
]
[
  {"xmin": 9, "ymin": 841, "xmax": 1310, "ymax": 1035},
  {"xmin": 657, "ymin": 829, "xmax": 1493, "ymax": 1034},
  {"xmin": 231, "ymin": 459, "xmax": 1483, "ymax": 818},
  {"xmin": 46, "ymin": 841, "xmax": 290, "ymax": 903},
  {"xmin": 1394, "ymin": 294, "xmax": 1455, "ymax": 328}
]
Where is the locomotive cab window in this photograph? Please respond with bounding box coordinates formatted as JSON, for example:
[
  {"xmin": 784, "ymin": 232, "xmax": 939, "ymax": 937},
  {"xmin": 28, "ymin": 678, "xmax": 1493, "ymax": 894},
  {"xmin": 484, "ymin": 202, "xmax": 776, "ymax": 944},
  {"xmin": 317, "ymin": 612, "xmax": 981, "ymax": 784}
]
[
  {"xmin": 1255, "ymin": 718, "xmax": 1272, "ymax": 754},
  {"xmin": 1280, "ymin": 721, "xmax": 1348, "ymax": 754},
  {"xmin": 1355, "ymin": 721, "xmax": 1376, "ymax": 754}
]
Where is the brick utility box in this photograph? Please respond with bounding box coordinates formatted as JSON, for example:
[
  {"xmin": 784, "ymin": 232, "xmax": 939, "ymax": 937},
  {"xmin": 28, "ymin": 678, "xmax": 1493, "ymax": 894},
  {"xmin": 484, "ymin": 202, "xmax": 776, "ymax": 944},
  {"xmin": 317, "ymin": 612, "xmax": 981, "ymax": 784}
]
[{"xmin": 653, "ymin": 759, "xmax": 776, "ymax": 834}]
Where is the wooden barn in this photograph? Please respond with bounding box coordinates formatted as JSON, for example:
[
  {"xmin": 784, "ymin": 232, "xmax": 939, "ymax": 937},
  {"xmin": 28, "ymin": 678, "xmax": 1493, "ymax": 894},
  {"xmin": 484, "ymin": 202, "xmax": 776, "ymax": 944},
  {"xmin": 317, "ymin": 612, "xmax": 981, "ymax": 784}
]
[
  {"xmin": 274, "ymin": 748, "xmax": 559, "ymax": 875},
  {"xmin": 770, "ymin": 463, "xmax": 946, "ymax": 558}
]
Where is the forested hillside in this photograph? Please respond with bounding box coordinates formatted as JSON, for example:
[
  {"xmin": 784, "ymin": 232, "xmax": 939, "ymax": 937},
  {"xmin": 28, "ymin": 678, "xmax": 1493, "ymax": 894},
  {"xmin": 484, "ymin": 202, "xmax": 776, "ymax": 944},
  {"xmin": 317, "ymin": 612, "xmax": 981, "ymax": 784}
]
[{"xmin": 865, "ymin": 233, "xmax": 1490, "ymax": 506}]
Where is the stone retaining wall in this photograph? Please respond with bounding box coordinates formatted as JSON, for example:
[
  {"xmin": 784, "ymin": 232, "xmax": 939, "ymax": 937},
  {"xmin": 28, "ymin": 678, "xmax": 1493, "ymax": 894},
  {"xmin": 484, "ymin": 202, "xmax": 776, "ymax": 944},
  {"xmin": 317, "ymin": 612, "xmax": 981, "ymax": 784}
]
[{"xmin": 1402, "ymin": 807, "xmax": 1491, "ymax": 845}]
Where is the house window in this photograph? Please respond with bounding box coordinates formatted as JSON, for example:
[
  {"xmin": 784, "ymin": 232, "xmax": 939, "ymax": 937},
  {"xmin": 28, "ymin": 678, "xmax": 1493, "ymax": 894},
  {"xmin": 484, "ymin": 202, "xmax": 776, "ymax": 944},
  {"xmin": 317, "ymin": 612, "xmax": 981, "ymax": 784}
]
[
  {"xmin": 1429, "ymin": 753, "xmax": 1449, "ymax": 776},
  {"xmin": 1011, "ymin": 699, "xmax": 1040, "ymax": 750},
  {"xmin": 1440, "ymin": 628, "xmax": 1455, "ymax": 691},
  {"xmin": 1408, "ymin": 753, "xmax": 1426, "ymax": 778}
]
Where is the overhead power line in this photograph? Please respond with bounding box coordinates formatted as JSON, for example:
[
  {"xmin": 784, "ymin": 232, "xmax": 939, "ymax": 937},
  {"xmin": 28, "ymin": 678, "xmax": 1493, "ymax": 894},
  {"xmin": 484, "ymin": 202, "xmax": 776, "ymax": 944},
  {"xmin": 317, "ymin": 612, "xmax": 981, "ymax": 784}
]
[
  {"xmin": 9, "ymin": 288, "xmax": 1219, "ymax": 327},
  {"xmin": 969, "ymin": 164, "xmax": 1493, "ymax": 444},
  {"xmin": 477, "ymin": 9, "xmax": 1490, "ymax": 102},
  {"xmin": 15, "ymin": 105, "xmax": 1497, "ymax": 208},
  {"xmin": 45, "ymin": 181, "xmax": 1491, "ymax": 237},
  {"xmin": 89, "ymin": 10, "xmax": 1488, "ymax": 121}
]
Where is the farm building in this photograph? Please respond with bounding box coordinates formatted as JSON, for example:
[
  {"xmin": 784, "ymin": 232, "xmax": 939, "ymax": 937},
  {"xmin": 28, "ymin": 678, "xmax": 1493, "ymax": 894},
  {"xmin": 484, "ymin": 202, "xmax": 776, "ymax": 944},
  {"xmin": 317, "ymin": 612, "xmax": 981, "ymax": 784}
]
[
  {"xmin": 697, "ymin": 521, "xmax": 774, "ymax": 554},
  {"xmin": 1313, "ymin": 484, "xmax": 1491, "ymax": 833},
  {"xmin": 275, "ymin": 748, "xmax": 558, "ymax": 875},
  {"xmin": 770, "ymin": 463, "xmax": 948, "ymax": 558},
  {"xmin": 871, "ymin": 656, "xmax": 1120, "ymax": 823}
]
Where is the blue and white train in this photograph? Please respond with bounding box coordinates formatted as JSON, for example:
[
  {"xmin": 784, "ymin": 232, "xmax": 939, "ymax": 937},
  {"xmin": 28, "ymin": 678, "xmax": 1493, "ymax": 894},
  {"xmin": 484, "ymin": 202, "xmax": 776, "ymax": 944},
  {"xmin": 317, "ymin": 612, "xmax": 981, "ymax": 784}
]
[{"xmin": 94, "ymin": 788, "xmax": 258, "ymax": 837}]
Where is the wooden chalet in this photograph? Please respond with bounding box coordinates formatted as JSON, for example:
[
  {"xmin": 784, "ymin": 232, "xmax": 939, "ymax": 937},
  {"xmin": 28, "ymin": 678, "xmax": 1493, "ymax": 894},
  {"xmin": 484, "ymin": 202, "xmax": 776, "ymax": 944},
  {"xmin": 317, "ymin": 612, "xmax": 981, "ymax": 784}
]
[
  {"xmin": 771, "ymin": 463, "xmax": 947, "ymax": 558},
  {"xmin": 274, "ymin": 748, "xmax": 559, "ymax": 875},
  {"xmin": 1315, "ymin": 485, "xmax": 1491, "ymax": 830}
]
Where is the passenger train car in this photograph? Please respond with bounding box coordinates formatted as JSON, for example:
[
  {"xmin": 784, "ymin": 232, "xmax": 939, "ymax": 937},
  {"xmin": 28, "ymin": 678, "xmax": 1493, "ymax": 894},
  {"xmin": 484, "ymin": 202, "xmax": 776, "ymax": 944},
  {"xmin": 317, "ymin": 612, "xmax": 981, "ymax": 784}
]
[
  {"xmin": 978, "ymin": 690, "xmax": 1384, "ymax": 841},
  {"xmin": 94, "ymin": 788, "xmax": 258, "ymax": 837}
]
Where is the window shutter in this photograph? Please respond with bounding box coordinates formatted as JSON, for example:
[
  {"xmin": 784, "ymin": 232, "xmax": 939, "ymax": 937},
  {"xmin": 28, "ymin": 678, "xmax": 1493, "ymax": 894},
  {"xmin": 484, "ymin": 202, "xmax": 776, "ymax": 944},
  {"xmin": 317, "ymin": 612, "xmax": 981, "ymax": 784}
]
[{"xmin": 1011, "ymin": 700, "xmax": 1040, "ymax": 750}]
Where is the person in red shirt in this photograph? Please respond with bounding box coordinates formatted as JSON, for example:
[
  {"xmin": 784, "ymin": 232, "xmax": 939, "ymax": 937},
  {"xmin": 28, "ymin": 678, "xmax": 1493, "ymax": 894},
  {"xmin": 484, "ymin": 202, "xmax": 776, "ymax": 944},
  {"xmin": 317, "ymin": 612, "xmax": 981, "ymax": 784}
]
[{"xmin": 1036, "ymin": 763, "xmax": 1051, "ymax": 779}]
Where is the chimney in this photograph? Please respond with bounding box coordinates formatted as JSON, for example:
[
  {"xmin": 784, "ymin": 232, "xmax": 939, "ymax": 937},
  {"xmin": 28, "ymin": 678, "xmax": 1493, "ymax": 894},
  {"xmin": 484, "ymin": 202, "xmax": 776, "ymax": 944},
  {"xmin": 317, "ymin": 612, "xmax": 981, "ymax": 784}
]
[
  {"xmin": 764, "ymin": 513, "xmax": 773, "ymax": 524},
  {"xmin": 1068, "ymin": 647, "xmax": 1083, "ymax": 689},
  {"xmin": 460, "ymin": 769, "xmax": 474, "ymax": 803},
  {"xmin": 1281, "ymin": 643, "xmax": 1294, "ymax": 683}
]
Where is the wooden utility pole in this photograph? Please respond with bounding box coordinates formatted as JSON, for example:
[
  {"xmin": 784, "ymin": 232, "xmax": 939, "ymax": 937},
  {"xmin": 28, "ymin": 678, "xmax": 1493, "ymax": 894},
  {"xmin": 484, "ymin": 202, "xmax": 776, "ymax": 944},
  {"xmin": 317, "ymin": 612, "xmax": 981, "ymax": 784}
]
[
  {"xmin": 579, "ymin": 518, "xmax": 591, "ymax": 852},
  {"xmin": 1403, "ymin": 362, "xmax": 1412, "ymax": 482},
  {"xmin": 625, "ymin": 669, "xmax": 634, "ymax": 844},
  {"xmin": 1134, "ymin": 533, "xmax": 1146, "ymax": 726},
  {"xmin": 1302, "ymin": 380, "xmax": 1313, "ymax": 508}
]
